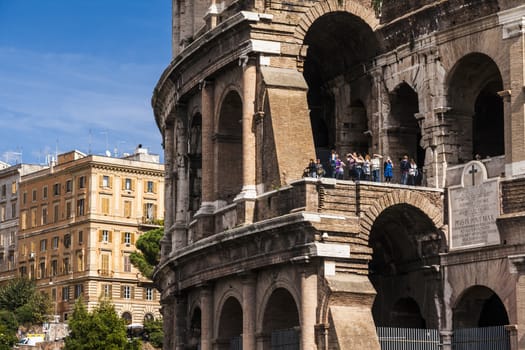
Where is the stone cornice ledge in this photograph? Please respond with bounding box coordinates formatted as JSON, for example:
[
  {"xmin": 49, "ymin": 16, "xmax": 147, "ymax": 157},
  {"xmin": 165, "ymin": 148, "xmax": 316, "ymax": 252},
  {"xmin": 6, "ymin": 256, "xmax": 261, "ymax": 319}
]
[{"xmin": 498, "ymin": 4, "xmax": 525, "ymax": 39}]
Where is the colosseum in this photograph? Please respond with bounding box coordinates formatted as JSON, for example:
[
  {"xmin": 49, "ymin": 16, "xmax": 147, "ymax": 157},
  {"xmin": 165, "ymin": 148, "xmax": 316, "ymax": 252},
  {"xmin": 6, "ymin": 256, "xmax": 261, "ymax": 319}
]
[{"xmin": 152, "ymin": 1, "xmax": 525, "ymax": 349}]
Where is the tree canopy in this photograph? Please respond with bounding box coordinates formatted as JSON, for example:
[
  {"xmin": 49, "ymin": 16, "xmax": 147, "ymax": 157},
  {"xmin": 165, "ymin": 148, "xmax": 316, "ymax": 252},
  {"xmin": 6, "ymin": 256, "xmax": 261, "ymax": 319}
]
[
  {"xmin": 64, "ymin": 298, "xmax": 129, "ymax": 350},
  {"xmin": 130, "ymin": 227, "xmax": 163, "ymax": 279}
]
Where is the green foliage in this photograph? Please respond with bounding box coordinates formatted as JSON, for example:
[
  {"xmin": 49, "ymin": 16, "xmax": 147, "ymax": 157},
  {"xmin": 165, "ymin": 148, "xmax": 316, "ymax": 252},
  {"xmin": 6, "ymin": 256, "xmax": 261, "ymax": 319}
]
[
  {"xmin": 0, "ymin": 310, "xmax": 18, "ymax": 350},
  {"xmin": 130, "ymin": 227, "xmax": 163, "ymax": 279},
  {"xmin": 0, "ymin": 277, "xmax": 50, "ymax": 330},
  {"xmin": 144, "ymin": 318, "xmax": 164, "ymax": 348},
  {"xmin": 371, "ymin": 0, "xmax": 382, "ymax": 13},
  {"xmin": 65, "ymin": 298, "xmax": 128, "ymax": 350}
]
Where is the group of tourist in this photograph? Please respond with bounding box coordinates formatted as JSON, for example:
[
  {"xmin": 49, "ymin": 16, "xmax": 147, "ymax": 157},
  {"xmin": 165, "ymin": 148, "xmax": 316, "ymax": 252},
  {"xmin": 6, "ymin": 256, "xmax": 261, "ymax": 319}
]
[{"xmin": 304, "ymin": 150, "xmax": 420, "ymax": 185}]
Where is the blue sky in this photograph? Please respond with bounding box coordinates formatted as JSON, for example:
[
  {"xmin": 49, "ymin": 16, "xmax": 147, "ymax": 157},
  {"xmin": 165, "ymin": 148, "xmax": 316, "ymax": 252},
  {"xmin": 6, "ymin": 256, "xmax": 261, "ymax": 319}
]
[{"xmin": 0, "ymin": 1, "xmax": 171, "ymax": 165}]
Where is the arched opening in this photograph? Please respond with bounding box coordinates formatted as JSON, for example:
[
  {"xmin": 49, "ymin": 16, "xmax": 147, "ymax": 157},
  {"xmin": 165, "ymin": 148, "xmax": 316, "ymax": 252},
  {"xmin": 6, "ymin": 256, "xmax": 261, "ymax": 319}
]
[
  {"xmin": 188, "ymin": 307, "xmax": 201, "ymax": 350},
  {"xmin": 389, "ymin": 297, "xmax": 426, "ymax": 328},
  {"xmin": 189, "ymin": 113, "xmax": 202, "ymax": 217},
  {"xmin": 121, "ymin": 311, "xmax": 132, "ymax": 325},
  {"xmin": 216, "ymin": 91, "xmax": 243, "ymax": 204},
  {"xmin": 217, "ymin": 297, "xmax": 243, "ymax": 350},
  {"xmin": 144, "ymin": 313, "xmax": 154, "ymax": 323},
  {"xmin": 453, "ymin": 285, "xmax": 509, "ymax": 328},
  {"xmin": 369, "ymin": 203, "xmax": 443, "ymax": 328},
  {"xmin": 303, "ymin": 11, "xmax": 378, "ymax": 164},
  {"xmin": 447, "ymin": 53, "xmax": 504, "ymax": 164},
  {"xmin": 262, "ymin": 288, "xmax": 300, "ymax": 350},
  {"xmin": 388, "ymin": 83, "xmax": 423, "ymax": 183}
]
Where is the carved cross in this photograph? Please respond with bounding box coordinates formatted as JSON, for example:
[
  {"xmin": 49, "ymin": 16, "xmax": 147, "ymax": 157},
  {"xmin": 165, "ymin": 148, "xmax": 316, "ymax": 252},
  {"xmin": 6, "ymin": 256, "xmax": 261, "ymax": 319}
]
[{"xmin": 469, "ymin": 164, "xmax": 478, "ymax": 186}]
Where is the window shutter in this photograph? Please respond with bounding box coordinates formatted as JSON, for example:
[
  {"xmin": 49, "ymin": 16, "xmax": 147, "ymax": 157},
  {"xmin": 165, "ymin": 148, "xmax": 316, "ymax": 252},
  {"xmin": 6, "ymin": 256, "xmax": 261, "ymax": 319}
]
[
  {"xmin": 153, "ymin": 182, "xmax": 157, "ymax": 193},
  {"xmin": 99, "ymin": 175, "xmax": 103, "ymax": 187},
  {"xmin": 131, "ymin": 232, "xmax": 135, "ymax": 245},
  {"xmin": 98, "ymin": 230, "xmax": 103, "ymax": 242},
  {"xmin": 121, "ymin": 232, "xmax": 125, "ymax": 244},
  {"xmin": 131, "ymin": 286, "xmax": 135, "ymax": 299},
  {"xmin": 153, "ymin": 204, "xmax": 157, "ymax": 219},
  {"xmin": 143, "ymin": 204, "xmax": 147, "ymax": 218},
  {"xmin": 108, "ymin": 231, "xmax": 112, "ymax": 243},
  {"xmin": 121, "ymin": 178, "xmax": 126, "ymax": 190},
  {"xmin": 120, "ymin": 286, "xmax": 124, "ymax": 298},
  {"xmin": 109, "ymin": 176, "xmax": 112, "ymax": 188}
]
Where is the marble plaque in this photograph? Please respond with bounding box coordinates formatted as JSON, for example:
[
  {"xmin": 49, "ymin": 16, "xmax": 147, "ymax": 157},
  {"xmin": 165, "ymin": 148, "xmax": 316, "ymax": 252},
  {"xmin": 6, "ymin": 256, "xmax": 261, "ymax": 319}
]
[{"xmin": 449, "ymin": 161, "xmax": 500, "ymax": 249}]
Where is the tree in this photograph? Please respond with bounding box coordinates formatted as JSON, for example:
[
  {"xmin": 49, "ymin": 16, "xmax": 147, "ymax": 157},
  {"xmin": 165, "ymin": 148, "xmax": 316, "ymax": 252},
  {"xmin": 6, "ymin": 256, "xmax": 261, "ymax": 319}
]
[
  {"xmin": 65, "ymin": 298, "xmax": 129, "ymax": 350},
  {"xmin": 144, "ymin": 318, "xmax": 164, "ymax": 348},
  {"xmin": 0, "ymin": 277, "xmax": 50, "ymax": 334},
  {"xmin": 130, "ymin": 227, "xmax": 163, "ymax": 279}
]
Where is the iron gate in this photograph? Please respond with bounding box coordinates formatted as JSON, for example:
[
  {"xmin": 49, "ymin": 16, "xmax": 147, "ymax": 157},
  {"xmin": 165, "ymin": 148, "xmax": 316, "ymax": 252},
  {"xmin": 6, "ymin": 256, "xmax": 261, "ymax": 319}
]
[
  {"xmin": 271, "ymin": 328, "xmax": 300, "ymax": 350},
  {"xmin": 452, "ymin": 326, "xmax": 510, "ymax": 350},
  {"xmin": 377, "ymin": 327, "xmax": 441, "ymax": 350}
]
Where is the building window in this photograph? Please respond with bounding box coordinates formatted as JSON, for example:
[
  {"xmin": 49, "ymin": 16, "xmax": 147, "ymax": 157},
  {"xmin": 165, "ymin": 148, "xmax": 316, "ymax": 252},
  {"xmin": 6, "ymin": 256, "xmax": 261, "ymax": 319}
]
[
  {"xmin": 66, "ymin": 201, "xmax": 72, "ymax": 219},
  {"xmin": 1, "ymin": 184, "xmax": 6, "ymax": 198},
  {"xmin": 31, "ymin": 208, "xmax": 37, "ymax": 227},
  {"xmin": 62, "ymin": 286, "xmax": 70, "ymax": 301},
  {"xmin": 123, "ymin": 232, "xmax": 132, "ymax": 245},
  {"xmin": 101, "ymin": 197, "xmax": 110, "ymax": 215},
  {"xmin": 144, "ymin": 203, "xmax": 156, "ymax": 220},
  {"xmin": 124, "ymin": 200, "xmax": 132, "ymax": 218},
  {"xmin": 53, "ymin": 204, "xmax": 59, "ymax": 223},
  {"xmin": 63, "ymin": 234, "xmax": 71, "ymax": 248},
  {"xmin": 63, "ymin": 257, "xmax": 70, "ymax": 274},
  {"xmin": 124, "ymin": 178, "xmax": 132, "ymax": 191},
  {"xmin": 101, "ymin": 175, "xmax": 110, "ymax": 188},
  {"xmin": 145, "ymin": 288, "xmax": 154, "ymax": 301},
  {"xmin": 100, "ymin": 230, "xmax": 111, "ymax": 243},
  {"xmin": 74, "ymin": 284, "xmax": 83, "ymax": 299},
  {"xmin": 52, "ymin": 236, "xmax": 59, "ymax": 249},
  {"xmin": 146, "ymin": 181, "xmax": 155, "ymax": 193},
  {"xmin": 76, "ymin": 253, "xmax": 83, "ymax": 272},
  {"xmin": 0, "ymin": 205, "xmax": 5, "ymax": 221},
  {"xmin": 66, "ymin": 180, "xmax": 72, "ymax": 193},
  {"xmin": 40, "ymin": 239, "xmax": 47, "ymax": 252},
  {"xmin": 42, "ymin": 186, "xmax": 48, "ymax": 199},
  {"xmin": 19, "ymin": 265, "xmax": 27, "ymax": 277},
  {"xmin": 32, "ymin": 189, "xmax": 37, "ymax": 202},
  {"xmin": 100, "ymin": 254, "xmax": 110, "ymax": 276},
  {"xmin": 39, "ymin": 261, "xmax": 46, "ymax": 279},
  {"xmin": 51, "ymin": 288, "xmax": 56, "ymax": 301},
  {"xmin": 53, "ymin": 183, "xmax": 60, "ymax": 196},
  {"xmin": 103, "ymin": 284, "xmax": 112, "ymax": 298},
  {"xmin": 121, "ymin": 285, "xmax": 133, "ymax": 299},
  {"xmin": 78, "ymin": 231, "xmax": 83, "ymax": 245},
  {"xmin": 77, "ymin": 198, "xmax": 85, "ymax": 216},
  {"xmin": 11, "ymin": 203, "xmax": 16, "ymax": 219},
  {"xmin": 123, "ymin": 255, "xmax": 131, "ymax": 272},
  {"xmin": 51, "ymin": 260, "xmax": 58, "ymax": 276},
  {"xmin": 79, "ymin": 176, "xmax": 86, "ymax": 189},
  {"xmin": 41, "ymin": 207, "xmax": 48, "ymax": 225},
  {"xmin": 22, "ymin": 191, "xmax": 27, "ymax": 205}
]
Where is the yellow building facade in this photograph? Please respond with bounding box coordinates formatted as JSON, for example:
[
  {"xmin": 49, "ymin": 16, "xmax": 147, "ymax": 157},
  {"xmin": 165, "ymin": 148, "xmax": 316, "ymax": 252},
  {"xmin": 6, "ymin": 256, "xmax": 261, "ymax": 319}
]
[{"xmin": 17, "ymin": 149, "xmax": 164, "ymax": 324}]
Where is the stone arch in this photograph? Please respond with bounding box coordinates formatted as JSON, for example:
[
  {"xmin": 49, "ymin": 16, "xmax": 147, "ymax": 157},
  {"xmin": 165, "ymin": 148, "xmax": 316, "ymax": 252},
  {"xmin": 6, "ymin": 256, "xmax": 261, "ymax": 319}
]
[
  {"xmin": 453, "ymin": 285, "xmax": 509, "ymax": 328},
  {"xmin": 257, "ymin": 280, "xmax": 301, "ymax": 332},
  {"xmin": 188, "ymin": 304, "xmax": 202, "ymax": 350},
  {"xmin": 445, "ymin": 52, "xmax": 504, "ymax": 163},
  {"xmin": 215, "ymin": 88, "xmax": 243, "ymax": 204},
  {"xmin": 188, "ymin": 112, "xmax": 202, "ymax": 216},
  {"xmin": 121, "ymin": 311, "xmax": 133, "ymax": 325},
  {"xmin": 216, "ymin": 295, "xmax": 243, "ymax": 350},
  {"xmin": 293, "ymin": 0, "xmax": 379, "ymax": 45},
  {"xmin": 387, "ymin": 82, "xmax": 424, "ymax": 182},
  {"xmin": 214, "ymin": 287, "xmax": 243, "ymax": 337},
  {"xmin": 388, "ymin": 297, "xmax": 426, "ymax": 328},
  {"xmin": 360, "ymin": 190, "xmax": 444, "ymax": 236}
]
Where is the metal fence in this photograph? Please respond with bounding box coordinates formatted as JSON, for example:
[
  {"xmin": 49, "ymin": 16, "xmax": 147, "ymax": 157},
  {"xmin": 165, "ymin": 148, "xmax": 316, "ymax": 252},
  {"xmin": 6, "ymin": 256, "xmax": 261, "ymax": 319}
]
[
  {"xmin": 453, "ymin": 326, "xmax": 510, "ymax": 350},
  {"xmin": 377, "ymin": 327, "xmax": 441, "ymax": 350},
  {"xmin": 271, "ymin": 328, "xmax": 300, "ymax": 350},
  {"xmin": 230, "ymin": 335, "xmax": 242, "ymax": 350}
]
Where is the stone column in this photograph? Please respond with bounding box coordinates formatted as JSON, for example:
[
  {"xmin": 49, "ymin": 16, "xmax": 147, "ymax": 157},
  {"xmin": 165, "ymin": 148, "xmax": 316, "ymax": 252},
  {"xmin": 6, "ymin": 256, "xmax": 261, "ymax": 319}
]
[
  {"xmin": 440, "ymin": 330, "xmax": 453, "ymax": 350},
  {"xmin": 301, "ymin": 268, "xmax": 317, "ymax": 350},
  {"xmin": 160, "ymin": 295, "xmax": 175, "ymax": 350},
  {"xmin": 499, "ymin": 8, "xmax": 525, "ymax": 176},
  {"xmin": 508, "ymin": 254, "xmax": 525, "ymax": 348},
  {"xmin": 236, "ymin": 57, "xmax": 257, "ymax": 202},
  {"xmin": 174, "ymin": 295, "xmax": 188, "ymax": 350},
  {"xmin": 174, "ymin": 113, "xmax": 189, "ymax": 249},
  {"xmin": 200, "ymin": 286, "xmax": 213, "ymax": 350},
  {"xmin": 242, "ymin": 273, "xmax": 257, "ymax": 350},
  {"xmin": 161, "ymin": 119, "xmax": 175, "ymax": 260},
  {"xmin": 197, "ymin": 80, "xmax": 215, "ymax": 215}
]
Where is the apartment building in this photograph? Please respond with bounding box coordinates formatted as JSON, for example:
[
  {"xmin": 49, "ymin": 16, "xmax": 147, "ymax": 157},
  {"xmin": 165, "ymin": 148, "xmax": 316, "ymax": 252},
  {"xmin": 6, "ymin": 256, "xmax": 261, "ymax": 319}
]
[
  {"xmin": 0, "ymin": 162, "xmax": 46, "ymax": 284},
  {"xmin": 17, "ymin": 148, "xmax": 164, "ymax": 324}
]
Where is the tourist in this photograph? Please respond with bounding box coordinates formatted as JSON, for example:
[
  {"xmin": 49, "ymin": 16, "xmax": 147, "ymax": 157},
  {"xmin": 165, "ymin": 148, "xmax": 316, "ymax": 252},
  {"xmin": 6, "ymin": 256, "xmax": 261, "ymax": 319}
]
[
  {"xmin": 308, "ymin": 158, "xmax": 317, "ymax": 178},
  {"xmin": 384, "ymin": 157, "xmax": 393, "ymax": 183},
  {"xmin": 329, "ymin": 149, "xmax": 337, "ymax": 178},
  {"xmin": 400, "ymin": 155, "xmax": 410, "ymax": 185},
  {"xmin": 346, "ymin": 152, "xmax": 356, "ymax": 180},
  {"xmin": 408, "ymin": 158, "xmax": 418, "ymax": 186},
  {"xmin": 371, "ymin": 153, "xmax": 383, "ymax": 182},
  {"xmin": 316, "ymin": 159, "xmax": 325, "ymax": 178},
  {"xmin": 335, "ymin": 155, "xmax": 345, "ymax": 180},
  {"xmin": 363, "ymin": 154, "xmax": 371, "ymax": 181}
]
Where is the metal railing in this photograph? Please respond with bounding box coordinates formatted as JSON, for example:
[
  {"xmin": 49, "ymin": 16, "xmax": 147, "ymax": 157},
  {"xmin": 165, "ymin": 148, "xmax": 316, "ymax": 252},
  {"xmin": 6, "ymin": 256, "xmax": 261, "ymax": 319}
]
[
  {"xmin": 377, "ymin": 327, "xmax": 440, "ymax": 350},
  {"xmin": 453, "ymin": 326, "xmax": 510, "ymax": 350},
  {"xmin": 271, "ymin": 328, "xmax": 300, "ymax": 350}
]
